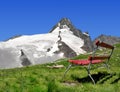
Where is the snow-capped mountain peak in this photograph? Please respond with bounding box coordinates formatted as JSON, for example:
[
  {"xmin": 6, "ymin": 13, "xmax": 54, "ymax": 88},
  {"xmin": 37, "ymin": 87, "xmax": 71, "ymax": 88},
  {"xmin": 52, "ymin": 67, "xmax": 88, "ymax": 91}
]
[
  {"xmin": 0, "ymin": 18, "xmax": 93, "ymax": 69},
  {"xmin": 49, "ymin": 18, "xmax": 75, "ymax": 33}
]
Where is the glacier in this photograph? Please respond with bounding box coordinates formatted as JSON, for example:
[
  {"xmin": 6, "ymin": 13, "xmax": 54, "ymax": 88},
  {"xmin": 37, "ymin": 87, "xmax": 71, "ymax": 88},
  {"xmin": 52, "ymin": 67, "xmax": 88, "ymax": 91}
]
[{"xmin": 0, "ymin": 21, "xmax": 87, "ymax": 69}]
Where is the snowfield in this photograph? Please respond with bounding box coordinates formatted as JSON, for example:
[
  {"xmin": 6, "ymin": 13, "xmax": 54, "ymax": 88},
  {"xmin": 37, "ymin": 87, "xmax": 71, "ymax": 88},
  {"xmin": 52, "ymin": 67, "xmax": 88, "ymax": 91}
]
[{"xmin": 0, "ymin": 25, "xmax": 86, "ymax": 69}]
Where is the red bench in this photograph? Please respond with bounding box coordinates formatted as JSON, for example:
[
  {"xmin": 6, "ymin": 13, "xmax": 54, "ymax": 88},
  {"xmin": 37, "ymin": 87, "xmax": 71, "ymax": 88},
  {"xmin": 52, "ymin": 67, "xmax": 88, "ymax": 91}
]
[{"xmin": 63, "ymin": 40, "xmax": 114, "ymax": 84}]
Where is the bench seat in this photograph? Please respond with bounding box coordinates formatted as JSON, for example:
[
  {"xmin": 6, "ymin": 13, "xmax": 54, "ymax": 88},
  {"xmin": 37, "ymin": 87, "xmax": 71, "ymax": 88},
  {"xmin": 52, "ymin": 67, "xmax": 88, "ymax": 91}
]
[{"xmin": 69, "ymin": 59, "xmax": 103, "ymax": 65}]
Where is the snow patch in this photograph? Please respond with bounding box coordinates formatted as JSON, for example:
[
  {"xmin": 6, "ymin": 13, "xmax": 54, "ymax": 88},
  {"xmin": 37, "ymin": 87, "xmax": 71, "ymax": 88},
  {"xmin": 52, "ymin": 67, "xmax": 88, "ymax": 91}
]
[{"xmin": 83, "ymin": 32, "xmax": 89, "ymax": 36}]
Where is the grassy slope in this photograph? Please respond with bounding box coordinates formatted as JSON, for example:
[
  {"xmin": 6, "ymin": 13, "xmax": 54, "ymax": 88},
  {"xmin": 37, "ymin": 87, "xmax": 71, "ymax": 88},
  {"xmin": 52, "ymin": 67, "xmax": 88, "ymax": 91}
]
[{"xmin": 0, "ymin": 44, "xmax": 120, "ymax": 92}]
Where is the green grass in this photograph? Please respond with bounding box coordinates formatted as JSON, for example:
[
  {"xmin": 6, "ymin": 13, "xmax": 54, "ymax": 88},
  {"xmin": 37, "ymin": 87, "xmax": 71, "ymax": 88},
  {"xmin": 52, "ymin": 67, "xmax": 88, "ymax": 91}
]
[{"xmin": 0, "ymin": 44, "xmax": 120, "ymax": 92}]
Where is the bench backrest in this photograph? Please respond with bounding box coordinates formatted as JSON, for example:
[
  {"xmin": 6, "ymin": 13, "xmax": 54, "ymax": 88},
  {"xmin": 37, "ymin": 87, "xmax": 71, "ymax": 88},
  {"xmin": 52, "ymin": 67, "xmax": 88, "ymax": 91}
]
[
  {"xmin": 95, "ymin": 40, "xmax": 114, "ymax": 49},
  {"xmin": 89, "ymin": 40, "xmax": 114, "ymax": 63}
]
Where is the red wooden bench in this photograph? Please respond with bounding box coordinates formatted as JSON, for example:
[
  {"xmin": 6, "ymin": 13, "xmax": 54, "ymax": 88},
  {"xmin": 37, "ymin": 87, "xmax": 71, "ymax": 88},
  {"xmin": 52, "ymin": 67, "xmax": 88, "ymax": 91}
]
[{"xmin": 63, "ymin": 40, "xmax": 114, "ymax": 84}]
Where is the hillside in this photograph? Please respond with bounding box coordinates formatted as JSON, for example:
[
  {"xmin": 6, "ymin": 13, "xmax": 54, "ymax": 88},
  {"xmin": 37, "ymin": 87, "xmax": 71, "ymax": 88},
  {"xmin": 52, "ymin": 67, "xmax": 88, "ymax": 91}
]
[{"xmin": 0, "ymin": 43, "xmax": 120, "ymax": 92}]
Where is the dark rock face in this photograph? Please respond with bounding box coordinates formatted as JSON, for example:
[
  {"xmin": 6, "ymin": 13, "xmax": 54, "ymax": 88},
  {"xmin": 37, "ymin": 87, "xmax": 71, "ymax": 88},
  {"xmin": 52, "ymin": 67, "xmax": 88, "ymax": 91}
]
[
  {"xmin": 54, "ymin": 30, "xmax": 77, "ymax": 58},
  {"xmin": 49, "ymin": 18, "xmax": 93, "ymax": 52},
  {"xmin": 81, "ymin": 34, "xmax": 93, "ymax": 52},
  {"xmin": 20, "ymin": 50, "xmax": 31, "ymax": 66},
  {"xmin": 55, "ymin": 41, "xmax": 77, "ymax": 58},
  {"xmin": 49, "ymin": 18, "xmax": 83, "ymax": 37},
  {"xmin": 21, "ymin": 58, "xmax": 31, "ymax": 66},
  {"xmin": 94, "ymin": 34, "xmax": 120, "ymax": 45}
]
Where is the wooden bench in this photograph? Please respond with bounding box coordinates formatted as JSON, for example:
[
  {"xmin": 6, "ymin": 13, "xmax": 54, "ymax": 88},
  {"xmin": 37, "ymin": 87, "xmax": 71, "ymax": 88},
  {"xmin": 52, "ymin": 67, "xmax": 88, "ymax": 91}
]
[{"xmin": 63, "ymin": 40, "xmax": 114, "ymax": 84}]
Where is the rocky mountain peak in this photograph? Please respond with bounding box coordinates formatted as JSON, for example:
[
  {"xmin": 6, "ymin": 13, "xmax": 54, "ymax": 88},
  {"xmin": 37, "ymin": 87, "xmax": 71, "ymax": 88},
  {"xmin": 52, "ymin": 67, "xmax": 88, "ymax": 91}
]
[
  {"xmin": 58, "ymin": 18, "xmax": 76, "ymax": 31},
  {"xmin": 49, "ymin": 18, "xmax": 89, "ymax": 38},
  {"xmin": 94, "ymin": 34, "xmax": 120, "ymax": 45},
  {"xmin": 49, "ymin": 18, "xmax": 76, "ymax": 33},
  {"xmin": 49, "ymin": 18, "xmax": 93, "ymax": 52}
]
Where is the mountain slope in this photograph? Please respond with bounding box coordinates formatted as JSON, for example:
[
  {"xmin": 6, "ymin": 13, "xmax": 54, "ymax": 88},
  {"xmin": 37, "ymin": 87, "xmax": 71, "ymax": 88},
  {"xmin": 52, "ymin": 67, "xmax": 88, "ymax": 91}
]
[{"xmin": 0, "ymin": 18, "xmax": 93, "ymax": 69}]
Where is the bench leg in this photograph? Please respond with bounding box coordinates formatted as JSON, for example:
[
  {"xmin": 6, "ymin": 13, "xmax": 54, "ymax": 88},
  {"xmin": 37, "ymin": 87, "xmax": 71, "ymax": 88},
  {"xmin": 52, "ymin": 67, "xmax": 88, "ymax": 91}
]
[
  {"xmin": 86, "ymin": 68, "xmax": 95, "ymax": 85},
  {"xmin": 88, "ymin": 73, "xmax": 95, "ymax": 85},
  {"xmin": 104, "ymin": 63, "xmax": 109, "ymax": 70},
  {"xmin": 104, "ymin": 63, "xmax": 113, "ymax": 75},
  {"xmin": 63, "ymin": 64, "xmax": 72, "ymax": 79}
]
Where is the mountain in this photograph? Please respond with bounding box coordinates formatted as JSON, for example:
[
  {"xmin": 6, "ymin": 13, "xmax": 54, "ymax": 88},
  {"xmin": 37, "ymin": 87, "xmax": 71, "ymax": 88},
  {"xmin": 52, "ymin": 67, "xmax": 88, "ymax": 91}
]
[
  {"xmin": 50, "ymin": 18, "xmax": 93, "ymax": 52},
  {"xmin": 0, "ymin": 18, "xmax": 93, "ymax": 69},
  {"xmin": 94, "ymin": 34, "xmax": 120, "ymax": 45}
]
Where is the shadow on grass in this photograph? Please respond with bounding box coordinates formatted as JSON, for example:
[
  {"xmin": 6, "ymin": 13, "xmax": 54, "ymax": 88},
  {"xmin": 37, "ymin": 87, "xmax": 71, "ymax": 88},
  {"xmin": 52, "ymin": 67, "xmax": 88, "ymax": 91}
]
[
  {"xmin": 111, "ymin": 73, "xmax": 120, "ymax": 84},
  {"xmin": 70, "ymin": 72, "xmax": 116, "ymax": 84},
  {"xmin": 111, "ymin": 78, "xmax": 120, "ymax": 84}
]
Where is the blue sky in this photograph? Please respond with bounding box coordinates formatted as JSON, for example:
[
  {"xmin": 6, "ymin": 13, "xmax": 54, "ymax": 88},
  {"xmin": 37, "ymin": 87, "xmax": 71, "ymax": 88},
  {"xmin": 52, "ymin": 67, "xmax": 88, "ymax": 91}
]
[{"xmin": 0, "ymin": 0, "xmax": 120, "ymax": 41}]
